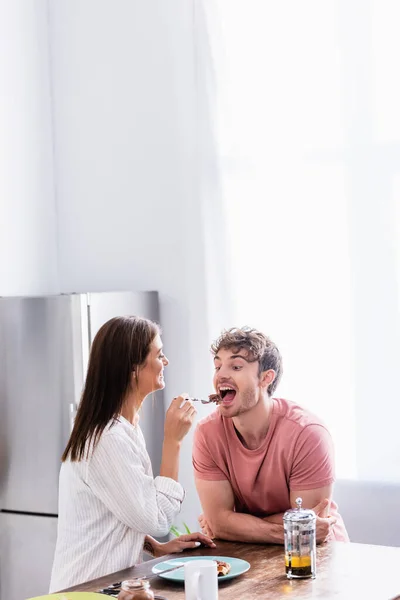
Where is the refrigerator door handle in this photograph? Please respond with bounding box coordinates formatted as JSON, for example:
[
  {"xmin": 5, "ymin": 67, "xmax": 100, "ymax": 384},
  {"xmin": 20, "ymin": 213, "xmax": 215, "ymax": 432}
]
[
  {"xmin": 69, "ymin": 402, "xmax": 78, "ymax": 433},
  {"xmin": 67, "ymin": 293, "xmax": 89, "ymax": 437}
]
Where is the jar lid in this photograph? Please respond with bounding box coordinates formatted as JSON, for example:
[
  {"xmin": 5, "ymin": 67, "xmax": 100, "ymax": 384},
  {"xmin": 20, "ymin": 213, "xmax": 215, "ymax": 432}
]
[
  {"xmin": 121, "ymin": 578, "xmax": 151, "ymax": 590},
  {"xmin": 283, "ymin": 497, "xmax": 316, "ymax": 522}
]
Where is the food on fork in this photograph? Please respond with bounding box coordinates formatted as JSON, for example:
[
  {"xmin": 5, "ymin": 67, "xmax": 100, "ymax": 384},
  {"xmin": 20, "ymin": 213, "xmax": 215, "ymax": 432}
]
[
  {"xmin": 208, "ymin": 393, "xmax": 222, "ymax": 404},
  {"xmin": 215, "ymin": 560, "xmax": 231, "ymax": 576}
]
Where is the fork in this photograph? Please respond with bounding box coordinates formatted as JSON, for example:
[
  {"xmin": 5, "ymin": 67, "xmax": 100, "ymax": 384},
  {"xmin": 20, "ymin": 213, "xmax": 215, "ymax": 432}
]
[
  {"xmin": 149, "ymin": 561, "xmax": 186, "ymax": 577},
  {"xmin": 190, "ymin": 397, "xmax": 214, "ymax": 404}
]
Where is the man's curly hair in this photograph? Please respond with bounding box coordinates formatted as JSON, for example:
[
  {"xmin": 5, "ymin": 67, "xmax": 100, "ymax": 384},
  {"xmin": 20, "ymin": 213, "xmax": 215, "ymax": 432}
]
[{"xmin": 211, "ymin": 327, "xmax": 283, "ymax": 396}]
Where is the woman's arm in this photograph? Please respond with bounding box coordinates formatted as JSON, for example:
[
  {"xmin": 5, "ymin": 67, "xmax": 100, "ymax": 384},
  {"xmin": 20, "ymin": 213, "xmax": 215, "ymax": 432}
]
[
  {"xmin": 143, "ymin": 533, "xmax": 216, "ymax": 558},
  {"xmin": 160, "ymin": 396, "xmax": 196, "ymax": 481},
  {"xmin": 87, "ymin": 432, "xmax": 185, "ymax": 537}
]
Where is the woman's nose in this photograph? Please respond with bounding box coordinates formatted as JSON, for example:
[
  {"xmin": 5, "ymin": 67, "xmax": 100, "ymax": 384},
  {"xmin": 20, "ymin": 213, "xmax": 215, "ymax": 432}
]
[{"xmin": 163, "ymin": 355, "xmax": 169, "ymax": 366}]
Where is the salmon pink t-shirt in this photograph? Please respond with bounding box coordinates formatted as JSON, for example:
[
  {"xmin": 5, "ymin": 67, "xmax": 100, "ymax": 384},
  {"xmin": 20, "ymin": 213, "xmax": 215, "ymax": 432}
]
[{"xmin": 193, "ymin": 397, "xmax": 348, "ymax": 542}]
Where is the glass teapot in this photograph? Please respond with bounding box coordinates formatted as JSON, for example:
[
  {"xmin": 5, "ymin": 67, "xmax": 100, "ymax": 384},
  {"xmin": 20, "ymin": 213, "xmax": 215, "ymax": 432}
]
[{"xmin": 283, "ymin": 497, "xmax": 316, "ymax": 579}]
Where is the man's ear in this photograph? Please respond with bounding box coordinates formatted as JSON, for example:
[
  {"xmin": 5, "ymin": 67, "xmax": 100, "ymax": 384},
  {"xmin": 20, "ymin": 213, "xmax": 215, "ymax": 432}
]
[{"xmin": 260, "ymin": 369, "xmax": 276, "ymax": 390}]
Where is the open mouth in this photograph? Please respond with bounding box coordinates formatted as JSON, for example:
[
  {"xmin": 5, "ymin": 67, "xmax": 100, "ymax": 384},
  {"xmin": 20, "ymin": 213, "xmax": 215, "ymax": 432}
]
[{"xmin": 219, "ymin": 387, "xmax": 237, "ymax": 404}]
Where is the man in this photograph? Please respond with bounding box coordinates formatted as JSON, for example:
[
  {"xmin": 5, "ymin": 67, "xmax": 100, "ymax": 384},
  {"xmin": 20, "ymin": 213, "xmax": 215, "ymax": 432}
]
[{"xmin": 193, "ymin": 327, "xmax": 348, "ymax": 544}]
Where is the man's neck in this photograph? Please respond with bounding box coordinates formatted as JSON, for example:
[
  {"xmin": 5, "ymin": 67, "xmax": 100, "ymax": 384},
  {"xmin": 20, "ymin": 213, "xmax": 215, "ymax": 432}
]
[{"xmin": 232, "ymin": 395, "xmax": 274, "ymax": 450}]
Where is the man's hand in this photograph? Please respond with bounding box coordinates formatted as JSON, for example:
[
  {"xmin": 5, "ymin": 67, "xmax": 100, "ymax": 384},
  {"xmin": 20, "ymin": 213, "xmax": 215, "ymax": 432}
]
[
  {"xmin": 313, "ymin": 498, "xmax": 337, "ymax": 544},
  {"xmin": 198, "ymin": 513, "xmax": 215, "ymax": 539}
]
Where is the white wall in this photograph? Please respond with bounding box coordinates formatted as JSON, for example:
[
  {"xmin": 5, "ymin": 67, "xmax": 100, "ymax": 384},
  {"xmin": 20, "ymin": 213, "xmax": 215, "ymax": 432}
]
[
  {"xmin": 0, "ymin": 0, "xmax": 232, "ymax": 533},
  {"xmin": 48, "ymin": 0, "xmax": 232, "ymax": 530},
  {"xmin": 0, "ymin": 0, "xmax": 59, "ymax": 295}
]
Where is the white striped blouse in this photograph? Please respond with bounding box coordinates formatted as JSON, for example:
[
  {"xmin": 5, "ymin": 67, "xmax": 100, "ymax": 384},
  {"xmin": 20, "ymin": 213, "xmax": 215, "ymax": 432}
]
[{"xmin": 49, "ymin": 416, "xmax": 184, "ymax": 592}]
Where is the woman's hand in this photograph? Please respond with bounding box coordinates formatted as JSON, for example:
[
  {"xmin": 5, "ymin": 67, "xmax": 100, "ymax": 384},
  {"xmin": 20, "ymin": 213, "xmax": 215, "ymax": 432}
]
[
  {"xmin": 157, "ymin": 532, "xmax": 216, "ymax": 557},
  {"xmin": 164, "ymin": 394, "xmax": 196, "ymax": 444},
  {"xmin": 144, "ymin": 533, "xmax": 216, "ymax": 558}
]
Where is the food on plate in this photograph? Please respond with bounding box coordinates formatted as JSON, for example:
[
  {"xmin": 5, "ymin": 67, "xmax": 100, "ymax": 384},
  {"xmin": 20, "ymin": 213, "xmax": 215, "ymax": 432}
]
[{"xmin": 215, "ymin": 560, "xmax": 231, "ymax": 576}]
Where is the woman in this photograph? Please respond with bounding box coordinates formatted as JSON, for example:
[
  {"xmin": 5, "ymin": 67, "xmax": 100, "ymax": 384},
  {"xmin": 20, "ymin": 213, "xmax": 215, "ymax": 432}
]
[{"xmin": 50, "ymin": 316, "xmax": 215, "ymax": 592}]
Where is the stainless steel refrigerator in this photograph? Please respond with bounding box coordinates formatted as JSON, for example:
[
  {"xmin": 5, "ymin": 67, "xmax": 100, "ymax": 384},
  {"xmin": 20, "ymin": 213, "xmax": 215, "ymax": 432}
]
[{"xmin": 0, "ymin": 292, "xmax": 165, "ymax": 600}]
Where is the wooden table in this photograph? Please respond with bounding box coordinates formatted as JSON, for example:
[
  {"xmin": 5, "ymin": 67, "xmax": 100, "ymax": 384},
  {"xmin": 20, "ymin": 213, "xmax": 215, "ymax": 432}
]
[{"xmin": 63, "ymin": 540, "xmax": 400, "ymax": 599}]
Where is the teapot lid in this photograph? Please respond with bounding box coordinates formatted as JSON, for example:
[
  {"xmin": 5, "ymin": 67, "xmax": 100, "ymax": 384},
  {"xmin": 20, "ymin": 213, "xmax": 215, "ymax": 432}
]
[{"xmin": 283, "ymin": 497, "xmax": 316, "ymax": 522}]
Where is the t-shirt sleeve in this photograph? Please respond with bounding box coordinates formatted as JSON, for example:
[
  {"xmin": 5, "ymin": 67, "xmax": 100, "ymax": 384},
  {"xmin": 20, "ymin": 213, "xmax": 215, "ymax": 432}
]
[
  {"xmin": 192, "ymin": 424, "xmax": 227, "ymax": 481},
  {"xmin": 289, "ymin": 424, "xmax": 335, "ymax": 491}
]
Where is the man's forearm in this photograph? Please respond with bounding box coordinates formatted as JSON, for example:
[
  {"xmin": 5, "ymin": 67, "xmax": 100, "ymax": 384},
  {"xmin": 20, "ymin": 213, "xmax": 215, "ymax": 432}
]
[
  {"xmin": 212, "ymin": 511, "xmax": 284, "ymax": 544},
  {"xmin": 263, "ymin": 512, "xmax": 286, "ymax": 525}
]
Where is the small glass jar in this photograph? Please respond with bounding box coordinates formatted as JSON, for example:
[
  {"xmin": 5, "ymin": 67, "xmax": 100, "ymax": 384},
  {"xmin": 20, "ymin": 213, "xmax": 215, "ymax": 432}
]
[
  {"xmin": 117, "ymin": 578, "xmax": 155, "ymax": 600},
  {"xmin": 283, "ymin": 497, "xmax": 316, "ymax": 579}
]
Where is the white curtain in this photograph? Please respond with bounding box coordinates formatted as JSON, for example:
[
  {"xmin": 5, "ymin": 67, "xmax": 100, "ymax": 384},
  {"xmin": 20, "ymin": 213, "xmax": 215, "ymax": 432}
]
[{"xmin": 201, "ymin": 0, "xmax": 400, "ymax": 482}]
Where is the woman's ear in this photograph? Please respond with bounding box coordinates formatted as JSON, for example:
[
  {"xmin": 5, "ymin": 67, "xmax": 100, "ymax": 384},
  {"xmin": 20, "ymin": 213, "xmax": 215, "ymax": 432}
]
[{"xmin": 130, "ymin": 369, "xmax": 138, "ymax": 387}]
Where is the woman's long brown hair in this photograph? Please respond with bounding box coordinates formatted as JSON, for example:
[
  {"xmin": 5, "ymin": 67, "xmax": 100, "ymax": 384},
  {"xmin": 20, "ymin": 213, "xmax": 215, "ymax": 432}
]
[{"xmin": 62, "ymin": 315, "xmax": 160, "ymax": 462}]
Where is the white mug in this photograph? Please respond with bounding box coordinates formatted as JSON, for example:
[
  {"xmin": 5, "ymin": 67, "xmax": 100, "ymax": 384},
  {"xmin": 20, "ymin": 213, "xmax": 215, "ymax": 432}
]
[{"xmin": 184, "ymin": 559, "xmax": 218, "ymax": 600}]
